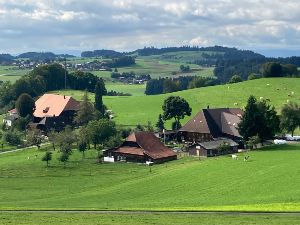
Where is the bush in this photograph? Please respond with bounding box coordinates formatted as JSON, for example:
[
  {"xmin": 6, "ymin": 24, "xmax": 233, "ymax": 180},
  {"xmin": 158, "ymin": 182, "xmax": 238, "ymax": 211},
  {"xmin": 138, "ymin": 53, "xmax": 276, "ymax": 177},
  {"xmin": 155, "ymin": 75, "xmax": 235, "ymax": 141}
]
[
  {"xmin": 2, "ymin": 130, "xmax": 23, "ymax": 146},
  {"xmin": 229, "ymin": 75, "xmax": 243, "ymax": 83},
  {"xmin": 248, "ymin": 73, "xmax": 261, "ymax": 80}
]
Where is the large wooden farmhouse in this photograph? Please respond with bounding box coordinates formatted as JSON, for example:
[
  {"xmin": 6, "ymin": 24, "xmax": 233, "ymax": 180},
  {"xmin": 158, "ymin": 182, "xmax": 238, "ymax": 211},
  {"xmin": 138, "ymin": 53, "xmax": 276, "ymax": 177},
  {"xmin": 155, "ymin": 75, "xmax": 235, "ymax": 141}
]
[
  {"xmin": 31, "ymin": 94, "xmax": 80, "ymax": 131},
  {"xmin": 104, "ymin": 131, "xmax": 177, "ymax": 164},
  {"xmin": 179, "ymin": 108, "xmax": 243, "ymax": 143}
]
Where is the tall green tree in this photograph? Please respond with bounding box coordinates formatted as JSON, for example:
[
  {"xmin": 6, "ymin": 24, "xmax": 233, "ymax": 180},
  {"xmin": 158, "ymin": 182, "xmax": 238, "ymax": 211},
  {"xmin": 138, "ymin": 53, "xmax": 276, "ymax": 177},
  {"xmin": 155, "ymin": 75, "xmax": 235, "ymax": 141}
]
[
  {"xmin": 257, "ymin": 100, "xmax": 280, "ymax": 141},
  {"xmin": 238, "ymin": 95, "xmax": 263, "ymax": 141},
  {"xmin": 280, "ymin": 102, "xmax": 300, "ymax": 136},
  {"xmin": 27, "ymin": 128, "xmax": 42, "ymax": 149},
  {"xmin": 74, "ymin": 91, "xmax": 95, "ymax": 126},
  {"xmin": 15, "ymin": 93, "xmax": 35, "ymax": 117},
  {"xmin": 239, "ymin": 96, "xmax": 280, "ymax": 142},
  {"xmin": 162, "ymin": 96, "xmax": 192, "ymax": 130},
  {"xmin": 87, "ymin": 119, "xmax": 116, "ymax": 149},
  {"xmin": 156, "ymin": 114, "xmax": 165, "ymax": 131},
  {"xmin": 42, "ymin": 152, "xmax": 52, "ymax": 167},
  {"xmin": 94, "ymin": 78, "xmax": 107, "ymax": 115}
]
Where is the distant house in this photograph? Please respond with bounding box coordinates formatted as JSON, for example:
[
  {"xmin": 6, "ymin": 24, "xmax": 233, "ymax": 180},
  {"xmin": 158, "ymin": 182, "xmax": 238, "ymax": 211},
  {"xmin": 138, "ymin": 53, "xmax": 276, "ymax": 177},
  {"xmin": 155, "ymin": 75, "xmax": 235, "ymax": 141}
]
[
  {"xmin": 179, "ymin": 108, "xmax": 243, "ymax": 143},
  {"xmin": 3, "ymin": 109, "xmax": 19, "ymax": 127},
  {"xmin": 30, "ymin": 94, "xmax": 80, "ymax": 131},
  {"xmin": 104, "ymin": 131, "xmax": 177, "ymax": 164}
]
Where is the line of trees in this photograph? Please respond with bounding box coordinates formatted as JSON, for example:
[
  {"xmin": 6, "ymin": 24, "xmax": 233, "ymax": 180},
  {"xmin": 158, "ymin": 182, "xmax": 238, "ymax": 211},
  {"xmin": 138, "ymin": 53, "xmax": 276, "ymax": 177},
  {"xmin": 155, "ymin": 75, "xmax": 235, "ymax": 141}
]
[{"xmin": 145, "ymin": 76, "xmax": 217, "ymax": 95}]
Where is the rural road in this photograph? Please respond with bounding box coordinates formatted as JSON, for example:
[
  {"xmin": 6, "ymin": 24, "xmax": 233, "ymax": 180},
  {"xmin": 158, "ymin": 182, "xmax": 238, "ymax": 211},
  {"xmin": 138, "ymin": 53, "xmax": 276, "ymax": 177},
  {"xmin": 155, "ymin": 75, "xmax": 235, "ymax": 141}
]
[{"xmin": 1, "ymin": 210, "xmax": 300, "ymax": 215}]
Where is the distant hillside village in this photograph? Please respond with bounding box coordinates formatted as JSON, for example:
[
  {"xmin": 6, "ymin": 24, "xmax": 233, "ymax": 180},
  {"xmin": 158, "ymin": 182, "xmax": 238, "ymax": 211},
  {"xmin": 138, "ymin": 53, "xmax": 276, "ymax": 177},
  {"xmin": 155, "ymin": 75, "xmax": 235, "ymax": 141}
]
[{"xmin": 0, "ymin": 46, "xmax": 299, "ymax": 167}]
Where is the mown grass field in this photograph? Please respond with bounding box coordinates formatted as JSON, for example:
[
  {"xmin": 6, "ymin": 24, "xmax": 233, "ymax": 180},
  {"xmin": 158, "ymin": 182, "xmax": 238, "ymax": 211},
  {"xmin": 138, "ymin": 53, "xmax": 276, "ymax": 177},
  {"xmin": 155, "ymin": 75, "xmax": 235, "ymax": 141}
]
[
  {"xmin": 106, "ymin": 83, "xmax": 146, "ymax": 96},
  {"xmin": 1, "ymin": 144, "xmax": 300, "ymax": 211},
  {"xmin": 1, "ymin": 212, "xmax": 300, "ymax": 225},
  {"xmin": 0, "ymin": 66, "xmax": 29, "ymax": 83}
]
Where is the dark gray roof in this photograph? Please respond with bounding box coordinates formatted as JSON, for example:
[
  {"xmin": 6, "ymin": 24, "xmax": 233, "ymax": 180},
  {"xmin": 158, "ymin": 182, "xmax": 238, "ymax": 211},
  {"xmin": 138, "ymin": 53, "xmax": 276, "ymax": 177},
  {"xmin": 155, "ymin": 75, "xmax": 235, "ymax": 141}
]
[
  {"xmin": 180, "ymin": 108, "xmax": 243, "ymax": 138},
  {"xmin": 199, "ymin": 138, "xmax": 239, "ymax": 150}
]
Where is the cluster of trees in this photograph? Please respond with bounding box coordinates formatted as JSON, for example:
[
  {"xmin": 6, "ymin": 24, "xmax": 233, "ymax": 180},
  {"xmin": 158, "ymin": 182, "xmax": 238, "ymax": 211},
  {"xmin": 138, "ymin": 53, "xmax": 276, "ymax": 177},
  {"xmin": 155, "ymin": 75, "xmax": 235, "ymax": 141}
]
[
  {"xmin": 262, "ymin": 62, "xmax": 299, "ymax": 77},
  {"xmin": 106, "ymin": 90, "xmax": 131, "ymax": 96},
  {"xmin": 111, "ymin": 71, "xmax": 151, "ymax": 81},
  {"xmin": 145, "ymin": 76, "xmax": 217, "ymax": 95},
  {"xmin": 238, "ymin": 95, "xmax": 300, "ymax": 145},
  {"xmin": 81, "ymin": 49, "xmax": 124, "ymax": 58},
  {"xmin": 0, "ymin": 63, "xmax": 102, "ymax": 111},
  {"xmin": 179, "ymin": 65, "xmax": 190, "ymax": 72},
  {"xmin": 108, "ymin": 56, "xmax": 135, "ymax": 68},
  {"xmin": 238, "ymin": 96, "xmax": 280, "ymax": 143}
]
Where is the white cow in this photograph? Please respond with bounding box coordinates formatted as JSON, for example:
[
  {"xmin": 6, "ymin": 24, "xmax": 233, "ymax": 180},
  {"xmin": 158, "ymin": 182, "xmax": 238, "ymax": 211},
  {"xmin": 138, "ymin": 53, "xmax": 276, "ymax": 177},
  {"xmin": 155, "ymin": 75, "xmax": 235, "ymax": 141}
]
[{"xmin": 231, "ymin": 154, "xmax": 238, "ymax": 160}]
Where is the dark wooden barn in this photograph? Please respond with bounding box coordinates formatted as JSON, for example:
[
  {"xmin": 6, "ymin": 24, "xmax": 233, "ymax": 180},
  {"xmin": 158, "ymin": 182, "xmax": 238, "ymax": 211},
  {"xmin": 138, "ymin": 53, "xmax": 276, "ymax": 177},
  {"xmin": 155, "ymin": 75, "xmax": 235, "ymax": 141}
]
[{"xmin": 104, "ymin": 131, "xmax": 177, "ymax": 164}]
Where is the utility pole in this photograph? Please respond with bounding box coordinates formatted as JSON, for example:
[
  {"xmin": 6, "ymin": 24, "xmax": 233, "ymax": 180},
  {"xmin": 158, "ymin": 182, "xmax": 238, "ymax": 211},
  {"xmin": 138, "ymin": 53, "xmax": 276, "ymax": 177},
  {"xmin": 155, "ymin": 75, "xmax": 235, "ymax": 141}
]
[{"xmin": 64, "ymin": 58, "xmax": 67, "ymax": 89}]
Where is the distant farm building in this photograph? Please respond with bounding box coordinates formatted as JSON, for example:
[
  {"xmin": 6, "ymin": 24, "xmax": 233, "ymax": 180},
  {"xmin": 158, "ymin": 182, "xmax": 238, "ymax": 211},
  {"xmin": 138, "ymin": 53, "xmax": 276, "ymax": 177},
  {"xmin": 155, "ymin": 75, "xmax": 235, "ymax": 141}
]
[
  {"xmin": 30, "ymin": 94, "xmax": 80, "ymax": 131},
  {"xmin": 3, "ymin": 109, "xmax": 19, "ymax": 127},
  {"xmin": 104, "ymin": 131, "xmax": 177, "ymax": 164},
  {"xmin": 178, "ymin": 108, "xmax": 243, "ymax": 156}
]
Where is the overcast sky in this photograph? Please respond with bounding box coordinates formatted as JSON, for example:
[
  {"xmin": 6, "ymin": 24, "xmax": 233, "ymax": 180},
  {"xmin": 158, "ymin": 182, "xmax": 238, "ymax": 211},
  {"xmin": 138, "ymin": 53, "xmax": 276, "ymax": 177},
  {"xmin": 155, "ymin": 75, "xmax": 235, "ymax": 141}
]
[{"xmin": 0, "ymin": 0, "xmax": 300, "ymax": 56}]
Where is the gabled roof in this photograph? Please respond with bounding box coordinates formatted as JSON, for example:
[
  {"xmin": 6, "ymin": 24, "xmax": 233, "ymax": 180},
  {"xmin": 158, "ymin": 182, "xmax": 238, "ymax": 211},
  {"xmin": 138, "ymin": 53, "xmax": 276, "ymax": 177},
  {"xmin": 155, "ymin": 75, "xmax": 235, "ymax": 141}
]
[
  {"xmin": 180, "ymin": 108, "xmax": 243, "ymax": 138},
  {"xmin": 34, "ymin": 94, "xmax": 80, "ymax": 118},
  {"xmin": 199, "ymin": 138, "xmax": 239, "ymax": 150},
  {"xmin": 179, "ymin": 110, "xmax": 210, "ymax": 134},
  {"xmin": 118, "ymin": 132, "xmax": 177, "ymax": 160}
]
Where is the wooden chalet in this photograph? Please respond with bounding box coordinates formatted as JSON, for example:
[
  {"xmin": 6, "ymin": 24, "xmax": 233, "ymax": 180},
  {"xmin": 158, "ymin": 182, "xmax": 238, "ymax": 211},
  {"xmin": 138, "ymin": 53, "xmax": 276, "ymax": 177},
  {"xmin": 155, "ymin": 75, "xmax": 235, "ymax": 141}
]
[
  {"xmin": 104, "ymin": 131, "xmax": 177, "ymax": 164},
  {"xmin": 31, "ymin": 94, "xmax": 80, "ymax": 131},
  {"xmin": 179, "ymin": 108, "xmax": 243, "ymax": 143}
]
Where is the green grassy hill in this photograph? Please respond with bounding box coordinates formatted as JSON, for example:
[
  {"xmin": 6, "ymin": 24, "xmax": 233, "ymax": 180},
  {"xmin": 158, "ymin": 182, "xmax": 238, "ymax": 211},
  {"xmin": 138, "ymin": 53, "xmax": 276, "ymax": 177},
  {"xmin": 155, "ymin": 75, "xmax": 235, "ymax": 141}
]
[
  {"xmin": 53, "ymin": 78, "xmax": 300, "ymax": 127},
  {"xmin": 1, "ymin": 144, "xmax": 300, "ymax": 211},
  {"xmin": 109, "ymin": 77, "xmax": 299, "ymax": 127}
]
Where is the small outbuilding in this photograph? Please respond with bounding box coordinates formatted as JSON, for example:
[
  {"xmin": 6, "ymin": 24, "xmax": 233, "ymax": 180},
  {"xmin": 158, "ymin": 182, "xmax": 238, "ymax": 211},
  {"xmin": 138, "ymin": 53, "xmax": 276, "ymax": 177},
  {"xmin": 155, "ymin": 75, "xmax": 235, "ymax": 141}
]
[
  {"xmin": 104, "ymin": 131, "xmax": 177, "ymax": 164},
  {"xmin": 188, "ymin": 138, "xmax": 239, "ymax": 157}
]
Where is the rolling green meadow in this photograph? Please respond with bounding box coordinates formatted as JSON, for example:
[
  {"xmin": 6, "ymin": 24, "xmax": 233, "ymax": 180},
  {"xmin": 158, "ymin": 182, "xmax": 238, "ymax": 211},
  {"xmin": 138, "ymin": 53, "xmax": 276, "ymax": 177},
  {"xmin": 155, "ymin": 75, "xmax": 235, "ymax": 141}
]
[
  {"xmin": 52, "ymin": 78, "xmax": 300, "ymax": 127},
  {"xmin": 1, "ymin": 144, "xmax": 300, "ymax": 211},
  {"xmin": 0, "ymin": 66, "xmax": 29, "ymax": 83}
]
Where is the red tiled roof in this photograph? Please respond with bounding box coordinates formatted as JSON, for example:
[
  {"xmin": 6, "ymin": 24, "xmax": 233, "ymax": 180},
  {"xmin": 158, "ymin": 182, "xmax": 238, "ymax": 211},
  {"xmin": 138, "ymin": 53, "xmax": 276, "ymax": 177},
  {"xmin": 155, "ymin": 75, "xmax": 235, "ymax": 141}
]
[
  {"xmin": 117, "ymin": 132, "xmax": 177, "ymax": 160},
  {"xmin": 114, "ymin": 146, "xmax": 144, "ymax": 156},
  {"xmin": 33, "ymin": 94, "xmax": 80, "ymax": 118}
]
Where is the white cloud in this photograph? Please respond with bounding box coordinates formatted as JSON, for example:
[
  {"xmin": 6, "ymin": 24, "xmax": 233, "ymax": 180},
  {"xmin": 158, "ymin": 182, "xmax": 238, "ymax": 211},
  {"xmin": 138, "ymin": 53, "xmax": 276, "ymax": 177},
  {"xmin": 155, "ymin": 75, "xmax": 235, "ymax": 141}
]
[{"xmin": 0, "ymin": 0, "xmax": 300, "ymax": 54}]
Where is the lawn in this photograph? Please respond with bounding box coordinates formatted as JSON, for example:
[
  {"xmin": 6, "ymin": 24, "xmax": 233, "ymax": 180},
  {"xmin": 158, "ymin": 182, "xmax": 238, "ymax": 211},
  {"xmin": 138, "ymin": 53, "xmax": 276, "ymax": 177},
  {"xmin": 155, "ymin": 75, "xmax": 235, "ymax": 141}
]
[
  {"xmin": 1, "ymin": 212, "xmax": 300, "ymax": 225},
  {"xmin": 1, "ymin": 144, "xmax": 300, "ymax": 211}
]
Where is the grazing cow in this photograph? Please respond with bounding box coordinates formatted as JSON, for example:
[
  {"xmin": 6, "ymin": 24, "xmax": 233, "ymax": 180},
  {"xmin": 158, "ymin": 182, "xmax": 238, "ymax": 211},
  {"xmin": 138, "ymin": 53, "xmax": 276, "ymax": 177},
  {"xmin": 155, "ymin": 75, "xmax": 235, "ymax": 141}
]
[
  {"xmin": 231, "ymin": 154, "xmax": 238, "ymax": 160},
  {"xmin": 244, "ymin": 156, "xmax": 250, "ymax": 161}
]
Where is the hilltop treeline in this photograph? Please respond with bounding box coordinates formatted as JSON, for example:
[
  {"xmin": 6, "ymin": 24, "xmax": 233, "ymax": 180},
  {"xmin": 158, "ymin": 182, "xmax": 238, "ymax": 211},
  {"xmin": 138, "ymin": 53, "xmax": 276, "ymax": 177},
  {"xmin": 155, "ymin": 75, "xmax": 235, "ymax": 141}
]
[
  {"xmin": 145, "ymin": 76, "xmax": 217, "ymax": 95},
  {"xmin": 0, "ymin": 63, "xmax": 101, "ymax": 110},
  {"xmin": 0, "ymin": 54, "xmax": 14, "ymax": 64},
  {"xmin": 81, "ymin": 49, "xmax": 124, "ymax": 58}
]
